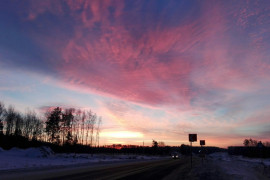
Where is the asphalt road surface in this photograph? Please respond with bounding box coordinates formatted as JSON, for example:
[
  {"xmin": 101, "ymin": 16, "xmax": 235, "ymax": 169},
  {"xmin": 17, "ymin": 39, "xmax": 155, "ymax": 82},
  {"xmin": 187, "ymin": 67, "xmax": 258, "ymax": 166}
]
[{"xmin": 0, "ymin": 157, "xmax": 195, "ymax": 180}]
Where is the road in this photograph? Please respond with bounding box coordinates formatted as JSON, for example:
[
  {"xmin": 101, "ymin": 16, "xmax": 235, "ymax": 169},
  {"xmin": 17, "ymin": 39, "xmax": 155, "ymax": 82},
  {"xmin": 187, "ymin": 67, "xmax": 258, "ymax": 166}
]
[
  {"xmin": 3, "ymin": 155, "xmax": 267, "ymax": 180},
  {"xmin": 0, "ymin": 157, "xmax": 195, "ymax": 180}
]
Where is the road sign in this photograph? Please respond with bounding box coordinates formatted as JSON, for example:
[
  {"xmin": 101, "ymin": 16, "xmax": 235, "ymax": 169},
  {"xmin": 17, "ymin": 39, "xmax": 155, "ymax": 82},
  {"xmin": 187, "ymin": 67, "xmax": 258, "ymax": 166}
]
[
  {"xmin": 189, "ymin": 134, "xmax": 197, "ymax": 142},
  {"xmin": 200, "ymin": 140, "xmax": 205, "ymax": 145}
]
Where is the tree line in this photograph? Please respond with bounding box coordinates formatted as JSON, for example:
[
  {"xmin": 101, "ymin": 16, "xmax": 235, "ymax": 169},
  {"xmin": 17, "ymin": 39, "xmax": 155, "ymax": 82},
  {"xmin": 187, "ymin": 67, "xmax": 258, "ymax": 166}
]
[
  {"xmin": 243, "ymin": 138, "xmax": 270, "ymax": 147},
  {"xmin": 227, "ymin": 138, "xmax": 270, "ymax": 158},
  {"xmin": 0, "ymin": 101, "xmax": 102, "ymax": 147}
]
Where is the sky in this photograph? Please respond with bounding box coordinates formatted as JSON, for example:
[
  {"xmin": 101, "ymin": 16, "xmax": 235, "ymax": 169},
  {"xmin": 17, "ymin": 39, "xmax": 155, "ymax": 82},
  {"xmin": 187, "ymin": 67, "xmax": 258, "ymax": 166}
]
[{"xmin": 0, "ymin": 0, "xmax": 270, "ymax": 148}]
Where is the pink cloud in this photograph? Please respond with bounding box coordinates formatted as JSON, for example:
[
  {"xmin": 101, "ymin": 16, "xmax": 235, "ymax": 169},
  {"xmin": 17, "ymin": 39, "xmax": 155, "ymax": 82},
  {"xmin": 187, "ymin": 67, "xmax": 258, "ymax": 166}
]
[
  {"xmin": 46, "ymin": 1, "xmax": 230, "ymax": 109},
  {"xmin": 3, "ymin": 1, "xmax": 270, "ymax": 111},
  {"xmin": 15, "ymin": 1, "xmax": 270, "ymax": 111}
]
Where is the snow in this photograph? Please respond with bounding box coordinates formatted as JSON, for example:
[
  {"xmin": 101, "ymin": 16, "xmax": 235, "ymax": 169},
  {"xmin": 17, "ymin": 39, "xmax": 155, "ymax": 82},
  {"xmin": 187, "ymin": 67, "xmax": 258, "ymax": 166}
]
[
  {"xmin": 207, "ymin": 152, "xmax": 270, "ymax": 179},
  {"xmin": 209, "ymin": 152, "xmax": 270, "ymax": 165},
  {"xmin": 0, "ymin": 147, "xmax": 164, "ymax": 170}
]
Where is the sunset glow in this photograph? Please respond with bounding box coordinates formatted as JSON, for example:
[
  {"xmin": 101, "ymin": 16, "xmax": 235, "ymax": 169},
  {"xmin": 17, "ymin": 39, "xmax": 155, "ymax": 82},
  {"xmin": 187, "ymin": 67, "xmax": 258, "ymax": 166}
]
[
  {"xmin": 1, "ymin": 0, "xmax": 270, "ymax": 148},
  {"xmin": 101, "ymin": 131, "xmax": 143, "ymax": 139}
]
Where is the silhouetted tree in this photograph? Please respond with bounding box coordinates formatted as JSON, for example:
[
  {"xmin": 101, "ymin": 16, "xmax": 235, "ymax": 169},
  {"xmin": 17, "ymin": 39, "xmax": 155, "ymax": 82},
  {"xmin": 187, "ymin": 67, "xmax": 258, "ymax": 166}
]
[
  {"xmin": 14, "ymin": 113, "xmax": 23, "ymax": 136},
  {"xmin": 73, "ymin": 134, "xmax": 78, "ymax": 145},
  {"xmin": 66, "ymin": 131, "xmax": 73, "ymax": 145},
  {"xmin": 249, "ymin": 138, "xmax": 258, "ymax": 146},
  {"xmin": 84, "ymin": 111, "xmax": 90, "ymax": 146},
  {"xmin": 263, "ymin": 141, "xmax": 270, "ymax": 147},
  {"xmin": 158, "ymin": 141, "xmax": 165, "ymax": 147},
  {"xmin": 21, "ymin": 110, "xmax": 43, "ymax": 140},
  {"xmin": 0, "ymin": 102, "xmax": 5, "ymax": 135},
  {"xmin": 23, "ymin": 110, "xmax": 33, "ymax": 139},
  {"xmin": 80, "ymin": 111, "xmax": 86, "ymax": 145},
  {"xmin": 45, "ymin": 107, "xmax": 62, "ymax": 144},
  {"xmin": 74, "ymin": 109, "xmax": 81, "ymax": 144},
  {"xmin": 243, "ymin": 138, "xmax": 260, "ymax": 147},
  {"xmin": 243, "ymin": 139, "xmax": 250, "ymax": 146},
  {"xmin": 0, "ymin": 101, "xmax": 103, "ymax": 151},
  {"xmin": 152, "ymin": 139, "xmax": 158, "ymax": 148},
  {"xmin": 32, "ymin": 117, "xmax": 43, "ymax": 141},
  {"xmin": 5, "ymin": 106, "xmax": 16, "ymax": 135},
  {"xmin": 62, "ymin": 108, "xmax": 74, "ymax": 145},
  {"xmin": 95, "ymin": 117, "xmax": 102, "ymax": 147},
  {"xmin": 89, "ymin": 112, "xmax": 96, "ymax": 147}
]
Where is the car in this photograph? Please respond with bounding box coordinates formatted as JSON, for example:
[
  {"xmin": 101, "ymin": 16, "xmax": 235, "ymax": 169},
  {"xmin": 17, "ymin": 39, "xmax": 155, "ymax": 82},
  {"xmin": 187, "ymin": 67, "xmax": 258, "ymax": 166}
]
[{"xmin": 171, "ymin": 152, "xmax": 180, "ymax": 159}]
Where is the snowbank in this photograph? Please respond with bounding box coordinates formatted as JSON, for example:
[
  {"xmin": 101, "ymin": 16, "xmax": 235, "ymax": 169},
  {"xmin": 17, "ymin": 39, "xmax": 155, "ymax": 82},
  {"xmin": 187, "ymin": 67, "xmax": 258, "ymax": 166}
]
[
  {"xmin": 0, "ymin": 147, "xmax": 165, "ymax": 170},
  {"xmin": 3, "ymin": 147, "xmax": 54, "ymax": 158}
]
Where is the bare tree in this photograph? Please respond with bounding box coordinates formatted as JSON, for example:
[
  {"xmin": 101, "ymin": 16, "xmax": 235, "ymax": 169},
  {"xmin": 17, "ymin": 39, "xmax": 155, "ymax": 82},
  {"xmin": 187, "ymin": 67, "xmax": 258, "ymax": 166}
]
[
  {"xmin": 85, "ymin": 111, "xmax": 91, "ymax": 146},
  {"xmin": 158, "ymin": 141, "xmax": 165, "ymax": 147},
  {"xmin": 263, "ymin": 141, "xmax": 270, "ymax": 147},
  {"xmin": 73, "ymin": 109, "xmax": 81, "ymax": 144},
  {"xmin": 5, "ymin": 106, "xmax": 16, "ymax": 135},
  {"xmin": 89, "ymin": 113, "xmax": 97, "ymax": 147},
  {"xmin": 249, "ymin": 138, "xmax": 258, "ymax": 146},
  {"xmin": 243, "ymin": 138, "xmax": 259, "ymax": 147},
  {"xmin": 243, "ymin": 139, "xmax": 249, "ymax": 146},
  {"xmin": 95, "ymin": 117, "xmax": 102, "ymax": 147},
  {"xmin": 84, "ymin": 110, "xmax": 96, "ymax": 146},
  {"xmin": 62, "ymin": 108, "xmax": 74, "ymax": 145},
  {"xmin": 81, "ymin": 111, "xmax": 86, "ymax": 145},
  {"xmin": 23, "ymin": 110, "xmax": 37, "ymax": 139},
  {"xmin": 0, "ymin": 102, "xmax": 103, "ymax": 147},
  {"xmin": 0, "ymin": 102, "xmax": 6, "ymax": 135},
  {"xmin": 32, "ymin": 116, "xmax": 43, "ymax": 141},
  {"xmin": 14, "ymin": 113, "xmax": 23, "ymax": 136}
]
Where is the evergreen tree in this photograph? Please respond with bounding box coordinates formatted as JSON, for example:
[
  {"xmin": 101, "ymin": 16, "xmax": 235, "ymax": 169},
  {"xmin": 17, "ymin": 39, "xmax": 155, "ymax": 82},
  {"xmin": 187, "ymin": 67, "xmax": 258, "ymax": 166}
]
[{"xmin": 45, "ymin": 107, "xmax": 62, "ymax": 144}]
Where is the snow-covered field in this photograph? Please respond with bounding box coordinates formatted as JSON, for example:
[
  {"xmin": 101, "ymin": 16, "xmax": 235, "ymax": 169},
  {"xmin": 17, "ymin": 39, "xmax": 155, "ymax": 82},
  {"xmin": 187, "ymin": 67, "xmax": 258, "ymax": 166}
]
[{"xmin": 0, "ymin": 147, "xmax": 164, "ymax": 170}]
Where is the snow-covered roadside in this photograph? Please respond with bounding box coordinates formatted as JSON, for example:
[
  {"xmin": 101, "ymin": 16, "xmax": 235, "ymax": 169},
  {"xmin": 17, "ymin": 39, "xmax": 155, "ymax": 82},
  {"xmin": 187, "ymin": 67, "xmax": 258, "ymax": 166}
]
[
  {"xmin": 0, "ymin": 147, "xmax": 165, "ymax": 170},
  {"xmin": 208, "ymin": 152, "xmax": 270, "ymax": 166},
  {"xmin": 207, "ymin": 152, "xmax": 270, "ymax": 179}
]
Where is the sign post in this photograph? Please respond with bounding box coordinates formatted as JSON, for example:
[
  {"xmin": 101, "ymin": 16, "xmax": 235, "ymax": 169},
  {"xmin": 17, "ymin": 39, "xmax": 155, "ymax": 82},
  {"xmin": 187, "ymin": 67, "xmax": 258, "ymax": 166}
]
[
  {"xmin": 200, "ymin": 140, "xmax": 205, "ymax": 164},
  {"xmin": 189, "ymin": 134, "xmax": 197, "ymax": 168},
  {"xmin": 257, "ymin": 141, "xmax": 264, "ymax": 163}
]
